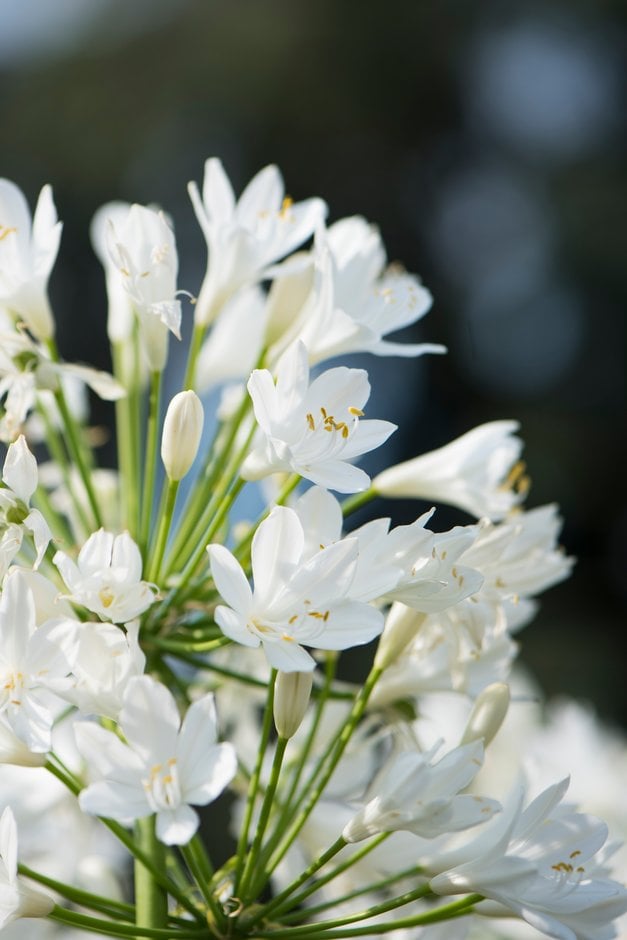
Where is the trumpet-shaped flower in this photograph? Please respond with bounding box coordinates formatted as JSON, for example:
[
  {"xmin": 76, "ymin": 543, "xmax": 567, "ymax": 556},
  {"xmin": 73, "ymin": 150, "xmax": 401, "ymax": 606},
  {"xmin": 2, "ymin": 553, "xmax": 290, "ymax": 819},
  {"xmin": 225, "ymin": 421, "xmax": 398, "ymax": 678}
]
[
  {"xmin": 188, "ymin": 158, "xmax": 326, "ymax": 325},
  {"xmin": 0, "ymin": 569, "xmax": 76, "ymax": 752},
  {"xmin": 0, "ymin": 807, "xmax": 54, "ymax": 928},
  {"xmin": 242, "ymin": 341, "xmax": 396, "ymax": 493},
  {"xmin": 53, "ymin": 529, "xmax": 157, "ymax": 624},
  {"xmin": 0, "ymin": 179, "xmax": 61, "ymax": 341},
  {"xmin": 75, "ymin": 675, "xmax": 237, "ymax": 845},
  {"xmin": 430, "ymin": 778, "xmax": 627, "ymax": 940},
  {"xmin": 106, "ymin": 204, "xmax": 181, "ymax": 371},
  {"xmin": 208, "ymin": 506, "xmax": 384, "ymax": 671},
  {"xmin": 343, "ymin": 740, "xmax": 500, "ymax": 843},
  {"xmin": 373, "ymin": 420, "xmax": 526, "ymax": 520}
]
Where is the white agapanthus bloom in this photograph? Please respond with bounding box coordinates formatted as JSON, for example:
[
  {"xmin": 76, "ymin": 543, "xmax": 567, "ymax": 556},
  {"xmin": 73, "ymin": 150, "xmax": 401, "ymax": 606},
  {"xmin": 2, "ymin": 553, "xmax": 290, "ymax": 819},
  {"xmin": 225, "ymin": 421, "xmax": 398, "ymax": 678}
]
[
  {"xmin": 0, "ymin": 327, "xmax": 124, "ymax": 442},
  {"xmin": 268, "ymin": 219, "xmax": 446, "ymax": 365},
  {"xmin": 0, "ymin": 435, "xmax": 52, "ymax": 575},
  {"xmin": 242, "ymin": 341, "xmax": 396, "ymax": 493},
  {"xmin": 430, "ymin": 778, "xmax": 627, "ymax": 940},
  {"xmin": 343, "ymin": 740, "xmax": 500, "ymax": 843},
  {"xmin": 0, "ymin": 179, "xmax": 61, "ymax": 341},
  {"xmin": 53, "ymin": 529, "xmax": 157, "ymax": 624},
  {"xmin": 90, "ymin": 201, "xmax": 135, "ymax": 344},
  {"xmin": 373, "ymin": 420, "xmax": 526, "ymax": 520},
  {"xmin": 208, "ymin": 505, "xmax": 384, "ymax": 671},
  {"xmin": 75, "ymin": 676, "xmax": 237, "ymax": 845},
  {"xmin": 188, "ymin": 158, "xmax": 326, "ymax": 325},
  {"xmin": 0, "ymin": 569, "xmax": 76, "ymax": 752},
  {"xmin": 0, "ymin": 807, "xmax": 54, "ymax": 929},
  {"xmin": 106, "ymin": 204, "xmax": 181, "ymax": 371}
]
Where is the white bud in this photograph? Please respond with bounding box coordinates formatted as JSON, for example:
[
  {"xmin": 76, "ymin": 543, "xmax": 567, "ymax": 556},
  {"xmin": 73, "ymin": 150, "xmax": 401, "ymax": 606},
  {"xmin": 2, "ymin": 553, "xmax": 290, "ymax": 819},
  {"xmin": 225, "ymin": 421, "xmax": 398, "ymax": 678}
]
[
  {"xmin": 461, "ymin": 682, "xmax": 510, "ymax": 747},
  {"xmin": 161, "ymin": 391, "xmax": 204, "ymax": 481},
  {"xmin": 273, "ymin": 670, "xmax": 313, "ymax": 739},
  {"xmin": 374, "ymin": 603, "xmax": 426, "ymax": 671}
]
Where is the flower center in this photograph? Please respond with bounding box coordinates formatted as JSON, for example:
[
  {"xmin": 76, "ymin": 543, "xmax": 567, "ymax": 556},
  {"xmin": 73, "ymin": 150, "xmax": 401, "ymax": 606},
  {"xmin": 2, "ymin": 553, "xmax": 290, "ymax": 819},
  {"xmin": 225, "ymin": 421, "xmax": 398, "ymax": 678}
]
[{"xmin": 143, "ymin": 757, "xmax": 182, "ymax": 812}]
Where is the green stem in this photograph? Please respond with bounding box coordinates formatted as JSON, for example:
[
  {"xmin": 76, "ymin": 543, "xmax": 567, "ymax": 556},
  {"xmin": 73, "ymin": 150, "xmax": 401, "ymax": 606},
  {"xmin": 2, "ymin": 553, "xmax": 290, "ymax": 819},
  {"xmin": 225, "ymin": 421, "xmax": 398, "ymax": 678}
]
[
  {"xmin": 19, "ymin": 863, "xmax": 134, "ymax": 920},
  {"xmin": 233, "ymin": 671, "xmax": 277, "ymax": 896},
  {"xmin": 53, "ymin": 384, "xmax": 103, "ymax": 528},
  {"xmin": 149, "ymin": 636, "xmax": 231, "ymax": 655},
  {"xmin": 240, "ymin": 735, "xmax": 289, "ymax": 901},
  {"xmin": 180, "ymin": 836, "xmax": 225, "ymax": 932},
  {"xmin": 37, "ymin": 398, "xmax": 92, "ymax": 536},
  {"xmin": 134, "ymin": 817, "xmax": 168, "ymax": 930},
  {"xmin": 341, "ymin": 488, "xmax": 376, "ymax": 518},
  {"xmin": 49, "ymin": 906, "xmax": 203, "ymax": 938},
  {"xmin": 139, "ymin": 370, "xmax": 162, "ymax": 554},
  {"xmin": 182, "ymin": 322, "xmax": 206, "ymax": 391},
  {"xmin": 147, "ymin": 478, "xmax": 179, "ymax": 583}
]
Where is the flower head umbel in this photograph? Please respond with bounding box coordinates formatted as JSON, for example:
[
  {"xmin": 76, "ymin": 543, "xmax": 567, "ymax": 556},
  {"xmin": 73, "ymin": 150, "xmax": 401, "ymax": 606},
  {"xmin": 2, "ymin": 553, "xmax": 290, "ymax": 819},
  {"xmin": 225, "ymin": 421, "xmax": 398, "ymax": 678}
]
[
  {"xmin": 0, "ymin": 179, "xmax": 61, "ymax": 341},
  {"xmin": 242, "ymin": 341, "xmax": 396, "ymax": 493},
  {"xmin": 76, "ymin": 675, "xmax": 237, "ymax": 845},
  {"xmin": 208, "ymin": 505, "xmax": 384, "ymax": 671},
  {"xmin": 54, "ymin": 529, "xmax": 157, "ymax": 623}
]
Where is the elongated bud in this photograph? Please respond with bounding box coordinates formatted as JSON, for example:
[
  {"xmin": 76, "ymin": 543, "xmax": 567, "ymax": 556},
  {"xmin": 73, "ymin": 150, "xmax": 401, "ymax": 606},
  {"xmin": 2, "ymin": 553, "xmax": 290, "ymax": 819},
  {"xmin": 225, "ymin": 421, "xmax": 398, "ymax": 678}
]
[
  {"xmin": 461, "ymin": 682, "xmax": 510, "ymax": 747},
  {"xmin": 273, "ymin": 671, "xmax": 313, "ymax": 739},
  {"xmin": 161, "ymin": 391, "xmax": 204, "ymax": 481},
  {"xmin": 374, "ymin": 603, "xmax": 426, "ymax": 671}
]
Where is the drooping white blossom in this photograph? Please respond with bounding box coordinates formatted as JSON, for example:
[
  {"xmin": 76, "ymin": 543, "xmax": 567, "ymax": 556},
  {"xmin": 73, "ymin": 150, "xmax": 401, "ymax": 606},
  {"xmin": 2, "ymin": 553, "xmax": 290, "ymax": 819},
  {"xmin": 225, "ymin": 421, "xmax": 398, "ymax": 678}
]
[
  {"xmin": 0, "ymin": 807, "xmax": 54, "ymax": 928},
  {"xmin": 0, "ymin": 435, "xmax": 52, "ymax": 574},
  {"xmin": 242, "ymin": 341, "xmax": 396, "ymax": 493},
  {"xmin": 343, "ymin": 740, "xmax": 500, "ymax": 843},
  {"xmin": 373, "ymin": 420, "xmax": 527, "ymax": 520},
  {"xmin": 0, "ymin": 179, "xmax": 62, "ymax": 341},
  {"xmin": 208, "ymin": 505, "xmax": 384, "ymax": 671},
  {"xmin": 188, "ymin": 158, "xmax": 326, "ymax": 325},
  {"xmin": 53, "ymin": 529, "xmax": 157, "ymax": 623},
  {"xmin": 76, "ymin": 675, "xmax": 237, "ymax": 845}
]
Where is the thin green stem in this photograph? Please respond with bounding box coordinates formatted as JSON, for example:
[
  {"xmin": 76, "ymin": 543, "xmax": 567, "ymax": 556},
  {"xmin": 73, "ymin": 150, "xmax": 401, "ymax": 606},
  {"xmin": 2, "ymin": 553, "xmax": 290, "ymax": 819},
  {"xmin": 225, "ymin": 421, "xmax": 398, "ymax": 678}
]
[
  {"xmin": 240, "ymin": 735, "xmax": 289, "ymax": 901},
  {"xmin": 37, "ymin": 398, "xmax": 92, "ymax": 535},
  {"xmin": 139, "ymin": 369, "xmax": 162, "ymax": 554},
  {"xmin": 146, "ymin": 478, "xmax": 179, "ymax": 583},
  {"xmin": 182, "ymin": 322, "xmax": 206, "ymax": 391},
  {"xmin": 134, "ymin": 816, "xmax": 168, "ymax": 930},
  {"xmin": 149, "ymin": 635, "xmax": 231, "ymax": 655},
  {"xmin": 341, "ymin": 489, "xmax": 376, "ymax": 518},
  {"xmin": 19, "ymin": 863, "xmax": 134, "ymax": 920},
  {"xmin": 49, "ymin": 906, "xmax": 204, "ymax": 939},
  {"xmin": 233, "ymin": 671, "xmax": 277, "ymax": 897},
  {"xmin": 180, "ymin": 836, "xmax": 225, "ymax": 932},
  {"xmin": 53, "ymin": 385, "xmax": 103, "ymax": 528}
]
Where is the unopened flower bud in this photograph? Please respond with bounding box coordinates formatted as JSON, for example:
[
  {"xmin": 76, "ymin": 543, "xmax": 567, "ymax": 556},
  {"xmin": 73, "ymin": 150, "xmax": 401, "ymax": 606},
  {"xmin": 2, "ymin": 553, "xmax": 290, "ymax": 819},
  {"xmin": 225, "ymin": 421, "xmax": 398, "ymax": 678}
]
[
  {"xmin": 374, "ymin": 603, "xmax": 426, "ymax": 671},
  {"xmin": 461, "ymin": 682, "xmax": 510, "ymax": 748},
  {"xmin": 161, "ymin": 391, "xmax": 204, "ymax": 481},
  {"xmin": 273, "ymin": 670, "xmax": 313, "ymax": 739}
]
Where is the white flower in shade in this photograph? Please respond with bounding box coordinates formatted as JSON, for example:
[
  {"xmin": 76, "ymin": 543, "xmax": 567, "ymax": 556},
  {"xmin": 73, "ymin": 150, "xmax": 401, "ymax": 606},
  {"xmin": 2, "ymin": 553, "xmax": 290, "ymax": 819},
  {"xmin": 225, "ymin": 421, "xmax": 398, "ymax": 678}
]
[
  {"xmin": 343, "ymin": 740, "xmax": 500, "ymax": 843},
  {"xmin": 0, "ymin": 569, "xmax": 76, "ymax": 752},
  {"xmin": 0, "ymin": 435, "xmax": 51, "ymax": 574},
  {"xmin": 373, "ymin": 421, "xmax": 527, "ymax": 520},
  {"xmin": 53, "ymin": 529, "xmax": 157, "ymax": 623},
  {"xmin": 429, "ymin": 779, "xmax": 627, "ymax": 940},
  {"xmin": 106, "ymin": 204, "xmax": 181, "ymax": 371},
  {"xmin": 58, "ymin": 620, "xmax": 145, "ymax": 720},
  {"xmin": 188, "ymin": 158, "xmax": 326, "ymax": 325},
  {"xmin": 75, "ymin": 675, "xmax": 237, "ymax": 845},
  {"xmin": 208, "ymin": 506, "xmax": 384, "ymax": 672},
  {"xmin": 242, "ymin": 341, "xmax": 396, "ymax": 493},
  {"xmin": 0, "ymin": 807, "xmax": 54, "ymax": 928},
  {"xmin": 0, "ymin": 179, "xmax": 61, "ymax": 341},
  {"xmin": 269, "ymin": 219, "xmax": 446, "ymax": 365}
]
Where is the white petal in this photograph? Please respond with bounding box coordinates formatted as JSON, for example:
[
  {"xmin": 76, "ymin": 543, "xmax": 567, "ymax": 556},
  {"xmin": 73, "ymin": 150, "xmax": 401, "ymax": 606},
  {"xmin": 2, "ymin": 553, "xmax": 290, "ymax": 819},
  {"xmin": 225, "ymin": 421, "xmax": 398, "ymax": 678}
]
[
  {"xmin": 208, "ymin": 545, "xmax": 253, "ymax": 613},
  {"xmin": 2, "ymin": 435, "xmax": 37, "ymax": 501}
]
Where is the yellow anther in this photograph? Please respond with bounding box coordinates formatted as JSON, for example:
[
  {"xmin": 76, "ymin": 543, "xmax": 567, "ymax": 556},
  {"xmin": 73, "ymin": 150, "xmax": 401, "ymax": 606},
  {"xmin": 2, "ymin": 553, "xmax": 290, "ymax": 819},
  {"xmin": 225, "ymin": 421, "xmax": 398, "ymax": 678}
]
[
  {"xmin": 99, "ymin": 587, "xmax": 115, "ymax": 609},
  {"xmin": 500, "ymin": 460, "xmax": 526, "ymax": 491},
  {"xmin": 306, "ymin": 412, "xmax": 316, "ymax": 430},
  {"xmin": 348, "ymin": 406, "xmax": 364, "ymax": 416},
  {"xmin": 281, "ymin": 634, "xmax": 294, "ymax": 642},
  {"xmin": 288, "ymin": 614, "xmax": 298, "ymax": 624},
  {"xmin": 570, "ymin": 850, "xmax": 582, "ymax": 859},
  {"xmin": 0, "ymin": 226, "xmax": 17, "ymax": 241},
  {"xmin": 279, "ymin": 196, "xmax": 294, "ymax": 219}
]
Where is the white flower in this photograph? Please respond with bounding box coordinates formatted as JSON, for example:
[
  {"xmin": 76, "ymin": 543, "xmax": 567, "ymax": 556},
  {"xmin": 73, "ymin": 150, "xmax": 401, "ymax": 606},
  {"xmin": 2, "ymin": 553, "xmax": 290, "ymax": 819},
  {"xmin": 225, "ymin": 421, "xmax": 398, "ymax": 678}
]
[
  {"xmin": 269, "ymin": 219, "xmax": 446, "ymax": 365},
  {"xmin": 53, "ymin": 529, "xmax": 157, "ymax": 623},
  {"xmin": 160, "ymin": 390, "xmax": 204, "ymax": 481},
  {"xmin": 0, "ymin": 807, "xmax": 54, "ymax": 928},
  {"xmin": 0, "ymin": 179, "xmax": 61, "ymax": 341},
  {"xmin": 0, "ymin": 435, "xmax": 51, "ymax": 574},
  {"xmin": 242, "ymin": 341, "xmax": 396, "ymax": 493},
  {"xmin": 0, "ymin": 569, "xmax": 76, "ymax": 752},
  {"xmin": 188, "ymin": 158, "xmax": 326, "ymax": 325},
  {"xmin": 208, "ymin": 505, "xmax": 384, "ymax": 671},
  {"xmin": 430, "ymin": 779, "xmax": 627, "ymax": 940},
  {"xmin": 106, "ymin": 204, "xmax": 181, "ymax": 371},
  {"xmin": 90, "ymin": 201, "xmax": 135, "ymax": 344},
  {"xmin": 373, "ymin": 421, "xmax": 526, "ymax": 520},
  {"xmin": 343, "ymin": 740, "xmax": 500, "ymax": 843},
  {"xmin": 75, "ymin": 676, "xmax": 237, "ymax": 845}
]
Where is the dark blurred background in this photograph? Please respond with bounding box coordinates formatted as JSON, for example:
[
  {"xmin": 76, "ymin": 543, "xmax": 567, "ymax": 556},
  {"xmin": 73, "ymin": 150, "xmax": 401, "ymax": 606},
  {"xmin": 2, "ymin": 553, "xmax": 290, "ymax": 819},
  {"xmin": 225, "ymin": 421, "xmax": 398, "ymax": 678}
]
[{"xmin": 1, "ymin": 0, "xmax": 625, "ymax": 721}]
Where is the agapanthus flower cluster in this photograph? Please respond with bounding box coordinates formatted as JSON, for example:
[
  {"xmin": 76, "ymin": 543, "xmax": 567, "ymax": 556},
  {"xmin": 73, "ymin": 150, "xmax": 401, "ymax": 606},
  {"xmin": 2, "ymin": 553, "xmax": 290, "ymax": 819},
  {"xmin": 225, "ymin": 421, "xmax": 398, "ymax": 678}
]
[{"xmin": 0, "ymin": 162, "xmax": 623, "ymax": 940}]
